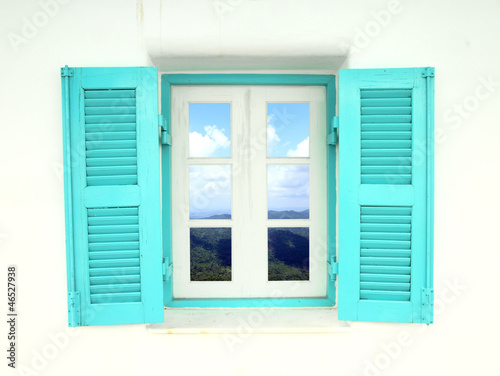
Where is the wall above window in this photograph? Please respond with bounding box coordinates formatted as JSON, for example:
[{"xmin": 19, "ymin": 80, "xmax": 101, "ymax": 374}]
[
  {"xmin": 148, "ymin": 55, "xmax": 348, "ymax": 72},
  {"xmin": 142, "ymin": 1, "xmax": 351, "ymax": 71}
]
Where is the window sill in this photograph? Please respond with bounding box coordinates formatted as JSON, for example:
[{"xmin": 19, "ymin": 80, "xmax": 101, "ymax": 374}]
[{"xmin": 147, "ymin": 307, "xmax": 350, "ymax": 334}]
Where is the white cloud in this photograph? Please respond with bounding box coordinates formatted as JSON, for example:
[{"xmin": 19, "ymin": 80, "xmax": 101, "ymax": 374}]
[
  {"xmin": 286, "ymin": 137, "xmax": 309, "ymax": 157},
  {"xmin": 267, "ymin": 125, "xmax": 281, "ymax": 151},
  {"xmin": 268, "ymin": 165, "xmax": 309, "ymax": 197},
  {"xmin": 189, "ymin": 165, "xmax": 231, "ymax": 197},
  {"xmin": 189, "ymin": 165, "xmax": 231, "ymax": 217},
  {"xmin": 267, "ymin": 165, "xmax": 309, "ymax": 211},
  {"xmin": 266, "ymin": 114, "xmax": 282, "ymax": 152},
  {"xmin": 189, "ymin": 125, "xmax": 230, "ymax": 157}
]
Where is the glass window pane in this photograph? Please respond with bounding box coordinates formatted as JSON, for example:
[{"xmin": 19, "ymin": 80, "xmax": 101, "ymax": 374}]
[
  {"xmin": 268, "ymin": 227, "xmax": 309, "ymax": 281},
  {"xmin": 190, "ymin": 228, "xmax": 231, "ymax": 281},
  {"xmin": 189, "ymin": 165, "xmax": 231, "ymax": 219},
  {"xmin": 189, "ymin": 103, "xmax": 231, "ymax": 158},
  {"xmin": 267, "ymin": 103, "xmax": 309, "ymax": 158},
  {"xmin": 267, "ymin": 165, "xmax": 309, "ymax": 219}
]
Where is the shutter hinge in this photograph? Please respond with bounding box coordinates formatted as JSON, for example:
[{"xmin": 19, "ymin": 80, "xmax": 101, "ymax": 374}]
[
  {"xmin": 61, "ymin": 65, "xmax": 74, "ymax": 77},
  {"xmin": 68, "ymin": 291, "xmax": 81, "ymax": 327},
  {"xmin": 327, "ymin": 256, "xmax": 338, "ymax": 281},
  {"xmin": 421, "ymin": 288, "xmax": 434, "ymax": 325},
  {"xmin": 162, "ymin": 257, "xmax": 173, "ymax": 281},
  {"xmin": 422, "ymin": 67, "xmax": 435, "ymax": 78},
  {"xmin": 159, "ymin": 115, "xmax": 171, "ymax": 145},
  {"xmin": 327, "ymin": 116, "xmax": 339, "ymax": 145}
]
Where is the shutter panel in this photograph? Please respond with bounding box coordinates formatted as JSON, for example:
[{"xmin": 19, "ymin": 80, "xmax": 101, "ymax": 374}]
[
  {"xmin": 338, "ymin": 68, "xmax": 434, "ymax": 324},
  {"xmin": 61, "ymin": 67, "xmax": 163, "ymax": 326}
]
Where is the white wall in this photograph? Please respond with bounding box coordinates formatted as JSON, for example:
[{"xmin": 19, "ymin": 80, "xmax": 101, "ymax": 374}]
[{"xmin": 1, "ymin": 0, "xmax": 499, "ymax": 375}]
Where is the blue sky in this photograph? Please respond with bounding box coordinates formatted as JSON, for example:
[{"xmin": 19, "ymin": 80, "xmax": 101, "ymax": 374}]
[
  {"xmin": 189, "ymin": 103, "xmax": 231, "ymax": 158},
  {"xmin": 267, "ymin": 103, "xmax": 309, "ymax": 158},
  {"xmin": 188, "ymin": 102, "xmax": 309, "ymax": 159}
]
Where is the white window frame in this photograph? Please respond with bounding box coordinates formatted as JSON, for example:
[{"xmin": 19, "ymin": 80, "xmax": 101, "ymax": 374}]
[{"xmin": 171, "ymin": 85, "xmax": 327, "ymax": 299}]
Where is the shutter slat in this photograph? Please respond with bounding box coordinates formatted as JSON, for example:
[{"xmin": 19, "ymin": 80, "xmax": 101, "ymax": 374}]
[
  {"xmin": 361, "ymin": 239, "xmax": 411, "ymax": 249},
  {"xmin": 362, "ymin": 123, "xmax": 412, "ymax": 132},
  {"xmin": 360, "ymin": 282, "xmax": 410, "ymax": 291},
  {"xmin": 87, "ymin": 215, "xmax": 138, "ymax": 226},
  {"xmin": 88, "ymin": 241, "xmax": 140, "ymax": 252},
  {"xmin": 86, "ymin": 123, "xmax": 136, "ymax": 132},
  {"xmin": 86, "ymin": 148, "xmax": 137, "ymax": 158},
  {"xmin": 361, "ymin": 107, "xmax": 412, "ymax": 115},
  {"xmin": 360, "ymin": 265, "xmax": 411, "ymax": 274},
  {"xmin": 85, "ymin": 114, "xmax": 136, "ymax": 124},
  {"xmin": 85, "ymin": 106, "xmax": 136, "ymax": 115},
  {"xmin": 89, "ymin": 266, "xmax": 140, "ymax": 277},
  {"xmin": 85, "ymin": 98, "xmax": 136, "ymax": 107},
  {"xmin": 85, "ymin": 132, "xmax": 136, "ymax": 141},
  {"xmin": 361, "ymin": 157, "xmax": 411, "ymax": 165},
  {"xmin": 360, "ymin": 223, "xmax": 410, "ymax": 232},
  {"xmin": 86, "ymin": 166, "xmax": 137, "ymax": 176},
  {"xmin": 361, "ymin": 215, "xmax": 411, "ymax": 224},
  {"xmin": 360, "ymin": 89, "xmax": 412, "ymax": 98},
  {"xmin": 90, "ymin": 275, "xmax": 141, "ymax": 285},
  {"xmin": 361, "ymin": 98, "xmax": 412, "ymax": 107},
  {"xmin": 88, "ymin": 207, "xmax": 138, "ymax": 217},
  {"xmin": 361, "ymin": 149, "xmax": 412, "ymax": 157},
  {"xmin": 361, "ymin": 140, "xmax": 412, "ymax": 149},
  {"xmin": 88, "ymin": 224, "xmax": 139, "ymax": 234},
  {"xmin": 88, "ymin": 259, "xmax": 140, "ymax": 269},
  {"xmin": 361, "ymin": 131, "xmax": 412, "ymax": 140},
  {"xmin": 360, "ymin": 257, "xmax": 411, "ymax": 266},
  {"xmin": 360, "ymin": 274, "xmax": 411, "ymax": 283},
  {"xmin": 360, "ymin": 232, "xmax": 411, "ymax": 241},
  {"xmin": 86, "ymin": 157, "xmax": 137, "ymax": 167},
  {"xmin": 361, "ymin": 166, "xmax": 412, "ymax": 174},
  {"xmin": 86, "ymin": 140, "xmax": 137, "ymax": 150},
  {"xmin": 84, "ymin": 89, "xmax": 136, "ymax": 99},
  {"xmin": 361, "ymin": 115, "xmax": 411, "ymax": 123},
  {"xmin": 361, "ymin": 247, "xmax": 412, "ymax": 255},
  {"xmin": 360, "ymin": 249, "xmax": 411, "ymax": 257},
  {"xmin": 88, "ymin": 233, "xmax": 139, "ymax": 243},
  {"xmin": 361, "ymin": 207, "xmax": 412, "ymax": 215},
  {"xmin": 88, "ymin": 251, "xmax": 140, "ymax": 260}
]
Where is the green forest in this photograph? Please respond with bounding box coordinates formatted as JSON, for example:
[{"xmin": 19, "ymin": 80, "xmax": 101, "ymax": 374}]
[
  {"xmin": 190, "ymin": 227, "xmax": 232, "ymax": 281},
  {"xmin": 190, "ymin": 221, "xmax": 309, "ymax": 282},
  {"xmin": 268, "ymin": 227, "xmax": 309, "ymax": 281}
]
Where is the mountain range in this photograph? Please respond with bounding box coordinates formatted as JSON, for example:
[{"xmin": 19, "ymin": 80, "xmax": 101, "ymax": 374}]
[{"xmin": 199, "ymin": 209, "xmax": 309, "ymax": 220}]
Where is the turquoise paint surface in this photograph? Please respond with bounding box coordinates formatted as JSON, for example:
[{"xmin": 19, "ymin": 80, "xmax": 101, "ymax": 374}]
[
  {"xmin": 337, "ymin": 68, "xmax": 434, "ymax": 323},
  {"xmin": 62, "ymin": 67, "xmax": 164, "ymax": 326}
]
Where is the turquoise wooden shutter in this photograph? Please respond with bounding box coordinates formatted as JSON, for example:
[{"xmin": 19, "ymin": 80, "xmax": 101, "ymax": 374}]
[
  {"xmin": 338, "ymin": 68, "xmax": 434, "ymax": 324},
  {"xmin": 61, "ymin": 67, "xmax": 163, "ymax": 326}
]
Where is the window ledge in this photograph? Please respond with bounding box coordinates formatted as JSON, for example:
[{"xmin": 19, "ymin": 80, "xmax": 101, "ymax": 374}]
[{"xmin": 147, "ymin": 307, "xmax": 350, "ymax": 334}]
